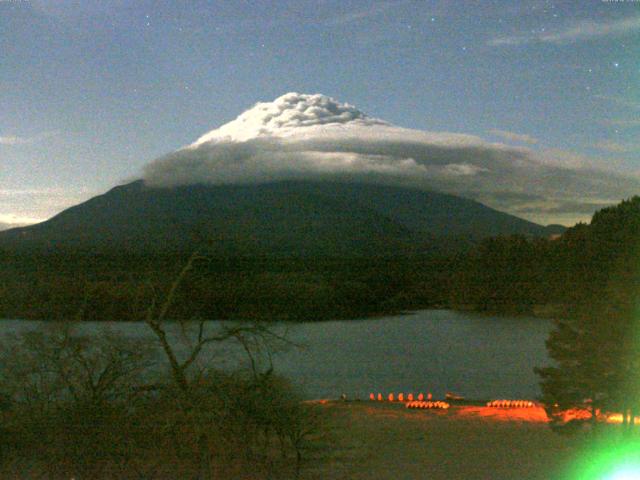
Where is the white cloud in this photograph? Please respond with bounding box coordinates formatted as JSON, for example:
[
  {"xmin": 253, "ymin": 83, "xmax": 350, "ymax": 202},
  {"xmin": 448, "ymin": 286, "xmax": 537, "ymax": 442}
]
[
  {"xmin": 0, "ymin": 131, "xmax": 59, "ymax": 147},
  {"xmin": 488, "ymin": 16, "xmax": 640, "ymax": 46},
  {"xmin": 143, "ymin": 92, "xmax": 640, "ymax": 225},
  {"xmin": 488, "ymin": 129, "xmax": 538, "ymax": 145},
  {"xmin": 0, "ymin": 213, "xmax": 43, "ymax": 231},
  {"xmin": 191, "ymin": 92, "xmax": 389, "ymax": 144},
  {"xmin": 0, "ymin": 136, "xmax": 29, "ymax": 146},
  {"xmin": 0, "ymin": 187, "xmax": 93, "ymax": 230},
  {"xmin": 595, "ymin": 141, "xmax": 640, "ymax": 153}
]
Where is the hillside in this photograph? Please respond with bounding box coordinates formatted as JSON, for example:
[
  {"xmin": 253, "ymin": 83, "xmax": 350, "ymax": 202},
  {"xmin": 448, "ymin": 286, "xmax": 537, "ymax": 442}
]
[
  {"xmin": 449, "ymin": 196, "xmax": 640, "ymax": 315},
  {"xmin": 0, "ymin": 180, "xmax": 560, "ymax": 256}
]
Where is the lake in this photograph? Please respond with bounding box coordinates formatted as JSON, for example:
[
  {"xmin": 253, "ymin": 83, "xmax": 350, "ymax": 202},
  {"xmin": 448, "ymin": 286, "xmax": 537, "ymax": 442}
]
[{"xmin": 0, "ymin": 310, "xmax": 553, "ymax": 401}]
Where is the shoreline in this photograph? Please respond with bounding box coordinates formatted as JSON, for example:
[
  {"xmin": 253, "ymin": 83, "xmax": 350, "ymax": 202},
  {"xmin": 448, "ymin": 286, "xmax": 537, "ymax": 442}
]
[
  {"xmin": 300, "ymin": 400, "xmax": 578, "ymax": 480},
  {"xmin": 308, "ymin": 398, "xmax": 551, "ymax": 423}
]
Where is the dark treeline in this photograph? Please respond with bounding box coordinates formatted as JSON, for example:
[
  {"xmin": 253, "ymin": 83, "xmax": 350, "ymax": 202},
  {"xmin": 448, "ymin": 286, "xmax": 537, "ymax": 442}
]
[
  {"xmin": 1, "ymin": 196, "xmax": 637, "ymax": 322},
  {"xmin": 0, "ymin": 253, "xmax": 454, "ymax": 322},
  {"xmin": 450, "ymin": 196, "xmax": 640, "ymax": 317}
]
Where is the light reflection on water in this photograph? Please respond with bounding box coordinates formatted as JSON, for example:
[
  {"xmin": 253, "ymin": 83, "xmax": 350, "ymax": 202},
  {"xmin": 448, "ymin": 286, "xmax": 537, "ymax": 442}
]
[{"xmin": 0, "ymin": 310, "xmax": 552, "ymax": 400}]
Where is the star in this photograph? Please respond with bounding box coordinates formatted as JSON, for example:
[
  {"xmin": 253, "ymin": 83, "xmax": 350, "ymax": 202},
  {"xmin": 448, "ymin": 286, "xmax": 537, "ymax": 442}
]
[{"xmin": 613, "ymin": 62, "xmax": 620, "ymax": 68}]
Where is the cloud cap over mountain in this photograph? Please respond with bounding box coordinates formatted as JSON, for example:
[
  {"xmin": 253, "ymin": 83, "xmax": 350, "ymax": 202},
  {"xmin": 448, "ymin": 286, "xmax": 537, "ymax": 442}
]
[{"xmin": 143, "ymin": 93, "xmax": 640, "ymax": 225}]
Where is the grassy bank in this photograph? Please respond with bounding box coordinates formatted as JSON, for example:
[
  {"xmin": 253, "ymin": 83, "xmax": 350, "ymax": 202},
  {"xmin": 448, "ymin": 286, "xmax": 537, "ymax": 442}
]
[{"xmin": 301, "ymin": 401, "xmax": 580, "ymax": 480}]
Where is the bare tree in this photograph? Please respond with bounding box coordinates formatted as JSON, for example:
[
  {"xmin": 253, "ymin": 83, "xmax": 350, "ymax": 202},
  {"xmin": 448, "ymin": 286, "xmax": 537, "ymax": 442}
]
[
  {"xmin": 0, "ymin": 253, "xmax": 318, "ymax": 479},
  {"xmin": 0, "ymin": 322, "xmax": 151, "ymax": 408},
  {"xmin": 0, "ymin": 322, "xmax": 154, "ymax": 479},
  {"xmin": 143, "ymin": 252, "xmax": 296, "ymax": 479}
]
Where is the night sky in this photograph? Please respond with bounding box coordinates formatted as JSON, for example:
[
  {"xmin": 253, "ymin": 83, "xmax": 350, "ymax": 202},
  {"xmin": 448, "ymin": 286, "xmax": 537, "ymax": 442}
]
[{"xmin": 2, "ymin": 0, "xmax": 639, "ymax": 228}]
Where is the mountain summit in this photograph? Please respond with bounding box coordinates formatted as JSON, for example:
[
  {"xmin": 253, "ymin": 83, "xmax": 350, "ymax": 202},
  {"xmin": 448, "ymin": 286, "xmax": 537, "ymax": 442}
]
[
  {"xmin": 0, "ymin": 92, "xmax": 570, "ymax": 255},
  {"xmin": 141, "ymin": 92, "xmax": 635, "ymax": 225},
  {"xmin": 191, "ymin": 92, "xmax": 388, "ymax": 144},
  {"xmin": 142, "ymin": 91, "xmax": 514, "ymax": 192}
]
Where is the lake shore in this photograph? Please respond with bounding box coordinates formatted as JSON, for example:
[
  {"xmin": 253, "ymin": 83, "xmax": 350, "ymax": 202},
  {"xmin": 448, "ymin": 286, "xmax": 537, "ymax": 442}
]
[
  {"xmin": 302, "ymin": 400, "xmax": 579, "ymax": 480},
  {"xmin": 0, "ymin": 310, "xmax": 553, "ymax": 401}
]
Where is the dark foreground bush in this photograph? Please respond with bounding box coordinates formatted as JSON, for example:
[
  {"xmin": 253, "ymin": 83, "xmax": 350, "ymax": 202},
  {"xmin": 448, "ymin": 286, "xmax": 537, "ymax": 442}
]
[{"xmin": 0, "ymin": 323, "xmax": 322, "ymax": 479}]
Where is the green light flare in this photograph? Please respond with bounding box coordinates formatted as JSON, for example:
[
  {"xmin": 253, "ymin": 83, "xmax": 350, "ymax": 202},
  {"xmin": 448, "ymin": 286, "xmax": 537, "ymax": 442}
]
[
  {"xmin": 603, "ymin": 465, "xmax": 640, "ymax": 479},
  {"xmin": 563, "ymin": 436, "xmax": 640, "ymax": 480}
]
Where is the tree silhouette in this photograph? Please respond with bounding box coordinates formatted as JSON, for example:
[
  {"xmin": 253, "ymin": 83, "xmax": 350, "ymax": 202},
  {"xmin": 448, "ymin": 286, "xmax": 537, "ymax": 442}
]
[{"xmin": 536, "ymin": 197, "xmax": 640, "ymax": 431}]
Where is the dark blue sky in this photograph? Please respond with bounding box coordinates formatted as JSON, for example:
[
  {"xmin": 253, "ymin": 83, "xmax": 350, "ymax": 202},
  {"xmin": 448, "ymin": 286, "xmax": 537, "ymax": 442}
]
[{"xmin": 1, "ymin": 0, "xmax": 638, "ymax": 226}]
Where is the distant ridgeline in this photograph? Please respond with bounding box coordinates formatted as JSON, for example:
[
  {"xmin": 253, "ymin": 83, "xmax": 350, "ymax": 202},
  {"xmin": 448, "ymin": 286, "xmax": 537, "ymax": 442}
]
[
  {"xmin": 4, "ymin": 180, "xmax": 634, "ymax": 323},
  {"xmin": 0, "ymin": 180, "xmax": 561, "ymax": 256}
]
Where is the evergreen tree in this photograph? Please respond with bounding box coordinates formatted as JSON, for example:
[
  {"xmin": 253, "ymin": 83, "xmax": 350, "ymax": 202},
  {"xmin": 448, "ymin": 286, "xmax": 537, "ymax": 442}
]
[{"xmin": 536, "ymin": 197, "xmax": 640, "ymax": 430}]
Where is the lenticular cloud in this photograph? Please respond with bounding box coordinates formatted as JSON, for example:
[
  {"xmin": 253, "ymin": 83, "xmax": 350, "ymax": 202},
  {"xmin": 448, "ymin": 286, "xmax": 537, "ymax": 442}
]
[{"xmin": 143, "ymin": 92, "xmax": 640, "ymax": 223}]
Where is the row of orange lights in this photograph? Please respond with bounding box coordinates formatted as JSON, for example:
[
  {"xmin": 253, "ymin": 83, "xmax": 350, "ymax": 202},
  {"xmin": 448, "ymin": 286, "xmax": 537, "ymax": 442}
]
[
  {"xmin": 406, "ymin": 401, "xmax": 450, "ymax": 410},
  {"xmin": 486, "ymin": 400, "xmax": 536, "ymax": 408},
  {"xmin": 369, "ymin": 393, "xmax": 433, "ymax": 402}
]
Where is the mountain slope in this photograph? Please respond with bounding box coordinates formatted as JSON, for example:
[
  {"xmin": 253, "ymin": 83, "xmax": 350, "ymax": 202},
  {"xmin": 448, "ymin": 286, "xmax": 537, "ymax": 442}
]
[{"xmin": 0, "ymin": 180, "xmax": 560, "ymax": 256}]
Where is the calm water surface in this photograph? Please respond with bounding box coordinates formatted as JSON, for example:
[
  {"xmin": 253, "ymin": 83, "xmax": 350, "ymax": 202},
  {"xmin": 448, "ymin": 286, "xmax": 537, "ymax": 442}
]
[{"xmin": 0, "ymin": 310, "xmax": 552, "ymax": 400}]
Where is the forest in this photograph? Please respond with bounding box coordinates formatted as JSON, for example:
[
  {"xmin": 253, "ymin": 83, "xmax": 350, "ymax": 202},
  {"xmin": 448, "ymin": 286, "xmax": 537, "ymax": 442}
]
[
  {"xmin": 452, "ymin": 196, "xmax": 640, "ymax": 318},
  {"xmin": 0, "ymin": 196, "xmax": 637, "ymax": 323},
  {"xmin": 0, "ymin": 252, "xmax": 454, "ymax": 322}
]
